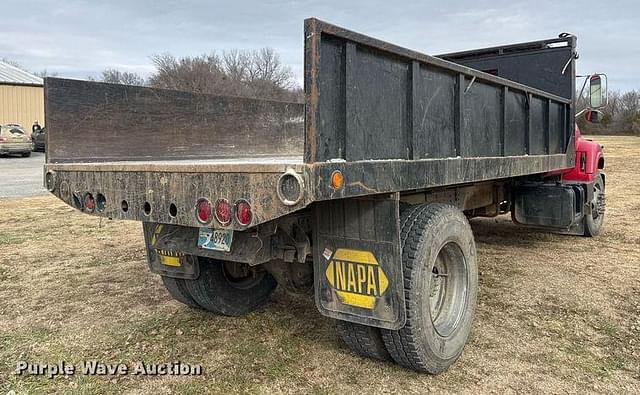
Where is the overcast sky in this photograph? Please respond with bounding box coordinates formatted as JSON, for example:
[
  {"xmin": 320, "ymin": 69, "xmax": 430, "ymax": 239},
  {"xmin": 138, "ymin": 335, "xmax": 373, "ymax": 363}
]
[{"xmin": 2, "ymin": 0, "xmax": 638, "ymax": 91}]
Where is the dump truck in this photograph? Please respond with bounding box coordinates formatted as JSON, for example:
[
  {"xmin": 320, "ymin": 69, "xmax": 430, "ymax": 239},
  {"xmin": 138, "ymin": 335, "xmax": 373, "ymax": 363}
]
[{"xmin": 43, "ymin": 19, "xmax": 607, "ymax": 373}]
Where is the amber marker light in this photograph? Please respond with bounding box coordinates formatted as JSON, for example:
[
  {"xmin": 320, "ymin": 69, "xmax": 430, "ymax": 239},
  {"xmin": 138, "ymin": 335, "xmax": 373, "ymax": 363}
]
[{"xmin": 330, "ymin": 170, "xmax": 344, "ymax": 189}]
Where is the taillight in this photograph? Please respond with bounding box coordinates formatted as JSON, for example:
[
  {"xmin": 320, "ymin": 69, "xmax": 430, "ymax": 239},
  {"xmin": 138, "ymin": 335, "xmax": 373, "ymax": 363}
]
[
  {"xmin": 235, "ymin": 200, "xmax": 252, "ymax": 226},
  {"xmin": 0, "ymin": 137, "xmax": 6, "ymax": 142},
  {"xmin": 214, "ymin": 199, "xmax": 232, "ymax": 225},
  {"xmin": 84, "ymin": 193, "xmax": 95, "ymax": 212},
  {"xmin": 195, "ymin": 198, "xmax": 212, "ymax": 224}
]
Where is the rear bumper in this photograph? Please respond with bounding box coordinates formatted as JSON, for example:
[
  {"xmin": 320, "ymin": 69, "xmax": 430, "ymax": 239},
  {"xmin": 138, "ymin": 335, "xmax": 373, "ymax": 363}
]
[
  {"xmin": 0, "ymin": 143, "xmax": 32, "ymax": 154},
  {"xmin": 44, "ymin": 162, "xmax": 308, "ymax": 230}
]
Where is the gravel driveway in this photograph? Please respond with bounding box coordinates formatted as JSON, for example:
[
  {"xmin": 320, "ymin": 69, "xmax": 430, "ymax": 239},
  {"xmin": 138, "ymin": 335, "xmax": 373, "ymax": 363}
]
[{"xmin": 0, "ymin": 152, "xmax": 47, "ymax": 198}]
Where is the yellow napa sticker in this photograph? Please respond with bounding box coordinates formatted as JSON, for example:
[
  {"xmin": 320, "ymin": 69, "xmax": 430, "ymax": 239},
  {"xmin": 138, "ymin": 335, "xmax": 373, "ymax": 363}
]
[
  {"xmin": 156, "ymin": 249, "xmax": 184, "ymax": 267},
  {"xmin": 325, "ymin": 249, "xmax": 389, "ymax": 309}
]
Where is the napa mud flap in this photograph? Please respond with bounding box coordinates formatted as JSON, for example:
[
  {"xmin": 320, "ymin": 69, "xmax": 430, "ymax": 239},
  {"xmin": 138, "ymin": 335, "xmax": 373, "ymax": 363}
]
[
  {"xmin": 142, "ymin": 222, "xmax": 200, "ymax": 280},
  {"xmin": 312, "ymin": 194, "xmax": 405, "ymax": 330}
]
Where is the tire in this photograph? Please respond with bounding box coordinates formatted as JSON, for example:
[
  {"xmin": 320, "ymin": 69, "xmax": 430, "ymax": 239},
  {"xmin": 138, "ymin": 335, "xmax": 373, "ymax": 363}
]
[
  {"xmin": 335, "ymin": 320, "xmax": 391, "ymax": 361},
  {"xmin": 584, "ymin": 172, "xmax": 605, "ymax": 237},
  {"xmin": 381, "ymin": 203, "xmax": 478, "ymax": 374},
  {"xmin": 184, "ymin": 258, "xmax": 277, "ymax": 316},
  {"xmin": 161, "ymin": 275, "xmax": 201, "ymax": 308},
  {"xmin": 21, "ymin": 151, "xmax": 31, "ymax": 157}
]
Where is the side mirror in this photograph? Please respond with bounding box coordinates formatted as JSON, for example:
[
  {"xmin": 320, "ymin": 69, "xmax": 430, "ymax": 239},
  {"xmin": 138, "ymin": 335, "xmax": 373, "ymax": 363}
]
[
  {"xmin": 584, "ymin": 109, "xmax": 603, "ymax": 124},
  {"xmin": 589, "ymin": 74, "xmax": 606, "ymax": 109}
]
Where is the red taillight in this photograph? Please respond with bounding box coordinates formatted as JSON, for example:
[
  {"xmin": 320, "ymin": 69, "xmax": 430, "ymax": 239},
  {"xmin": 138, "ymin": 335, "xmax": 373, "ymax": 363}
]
[
  {"xmin": 214, "ymin": 199, "xmax": 232, "ymax": 225},
  {"xmin": 84, "ymin": 193, "xmax": 95, "ymax": 212},
  {"xmin": 196, "ymin": 198, "xmax": 212, "ymax": 224},
  {"xmin": 235, "ymin": 200, "xmax": 252, "ymax": 226}
]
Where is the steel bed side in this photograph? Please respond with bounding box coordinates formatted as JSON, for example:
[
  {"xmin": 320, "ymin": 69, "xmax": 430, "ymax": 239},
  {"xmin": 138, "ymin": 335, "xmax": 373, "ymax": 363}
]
[{"xmin": 303, "ymin": 18, "xmax": 576, "ymax": 202}]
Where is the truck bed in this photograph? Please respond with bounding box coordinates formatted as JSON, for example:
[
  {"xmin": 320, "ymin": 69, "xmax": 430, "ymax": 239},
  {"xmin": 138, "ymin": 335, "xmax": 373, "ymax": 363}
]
[{"xmin": 44, "ymin": 18, "xmax": 577, "ymax": 230}]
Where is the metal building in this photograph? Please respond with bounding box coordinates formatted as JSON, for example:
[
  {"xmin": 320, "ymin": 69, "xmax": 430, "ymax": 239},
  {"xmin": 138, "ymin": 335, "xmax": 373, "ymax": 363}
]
[{"xmin": 0, "ymin": 61, "xmax": 44, "ymax": 134}]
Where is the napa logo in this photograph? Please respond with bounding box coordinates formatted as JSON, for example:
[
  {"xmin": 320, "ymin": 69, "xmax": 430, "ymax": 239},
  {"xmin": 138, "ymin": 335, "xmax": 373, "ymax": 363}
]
[{"xmin": 325, "ymin": 249, "xmax": 389, "ymax": 309}]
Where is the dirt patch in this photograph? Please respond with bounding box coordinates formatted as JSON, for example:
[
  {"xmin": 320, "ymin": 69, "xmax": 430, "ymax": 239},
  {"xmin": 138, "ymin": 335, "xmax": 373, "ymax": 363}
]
[{"xmin": 0, "ymin": 136, "xmax": 639, "ymax": 393}]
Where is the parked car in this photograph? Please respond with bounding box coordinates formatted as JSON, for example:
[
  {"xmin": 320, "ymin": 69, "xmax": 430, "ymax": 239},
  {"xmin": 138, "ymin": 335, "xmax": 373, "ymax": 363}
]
[
  {"xmin": 32, "ymin": 126, "xmax": 46, "ymax": 152},
  {"xmin": 0, "ymin": 124, "xmax": 32, "ymax": 157}
]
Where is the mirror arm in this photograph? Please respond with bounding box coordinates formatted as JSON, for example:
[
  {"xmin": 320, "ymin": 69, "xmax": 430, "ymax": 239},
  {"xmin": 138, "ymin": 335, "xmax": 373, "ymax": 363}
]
[{"xmin": 577, "ymin": 75, "xmax": 590, "ymax": 104}]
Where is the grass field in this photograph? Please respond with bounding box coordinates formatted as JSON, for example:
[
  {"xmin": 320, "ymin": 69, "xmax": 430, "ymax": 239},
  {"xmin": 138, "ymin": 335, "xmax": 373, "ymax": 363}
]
[{"xmin": 1, "ymin": 136, "xmax": 639, "ymax": 393}]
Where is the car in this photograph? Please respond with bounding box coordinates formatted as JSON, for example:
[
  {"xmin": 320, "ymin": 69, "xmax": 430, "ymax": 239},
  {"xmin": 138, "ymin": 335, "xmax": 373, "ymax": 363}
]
[
  {"xmin": 0, "ymin": 124, "xmax": 33, "ymax": 157},
  {"xmin": 32, "ymin": 126, "xmax": 46, "ymax": 152}
]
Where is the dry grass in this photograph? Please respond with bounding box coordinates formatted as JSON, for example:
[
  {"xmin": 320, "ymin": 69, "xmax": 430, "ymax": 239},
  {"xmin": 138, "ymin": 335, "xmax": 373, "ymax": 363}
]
[{"xmin": 1, "ymin": 135, "xmax": 639, "ymax": 394}]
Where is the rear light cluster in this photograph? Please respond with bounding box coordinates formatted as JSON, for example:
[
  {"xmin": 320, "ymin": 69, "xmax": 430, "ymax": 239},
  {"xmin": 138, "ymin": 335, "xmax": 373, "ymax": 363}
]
[
  {"xmin": 196, "ymin": 198, "xmax": 252, "ymax": 227},
  {"xmin": 69, "ymin": 191, "xmax": 252, "ymax": 226},
  {"xmin": 71, "ymin": 191, "xmax": 107, "ymax": 213}
]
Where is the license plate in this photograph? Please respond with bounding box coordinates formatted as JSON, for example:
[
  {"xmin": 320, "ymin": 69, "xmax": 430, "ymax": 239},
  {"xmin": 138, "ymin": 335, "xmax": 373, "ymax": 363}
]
[{"xmin": 197, "ymin": 228, "xmax": 233, "ymax": 252}]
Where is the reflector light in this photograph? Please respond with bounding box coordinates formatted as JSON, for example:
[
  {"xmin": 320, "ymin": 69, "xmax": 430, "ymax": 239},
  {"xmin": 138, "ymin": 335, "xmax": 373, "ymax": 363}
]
[
  {"xmin": 330, "ymin": 170, "xmax": 344, "ymax": 189},
  {"xmin": 196, "ymin": 198, "xmax": 212, "ymax": 224},
  {"xmin": 84, "ymin": 193, "xmax": 95, "ymax": 212},
  {"xmin": 235, "ymin": 200, "xmax": 252, "ymax": 226},
  {"xmin": 215, "ymin": 199, "xmax": 232, "ymax": 225}
]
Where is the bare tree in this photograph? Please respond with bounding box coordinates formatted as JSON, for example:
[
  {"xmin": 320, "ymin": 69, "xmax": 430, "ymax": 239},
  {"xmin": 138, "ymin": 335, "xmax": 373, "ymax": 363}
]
[
  {"xmin": 222, "ymin": 49, "xmax": 251, "ymax": 83},
  {"xmin": 148, "ymin": 53, "xmax": 235, "ymax": 94},
  {"xmin": 34, "ymin": 69, "xmax": 59, "ymax": 78},
  {"xmin": 148, "ymin": 48, "xmax": 300, "ymax": 102},
  {"xmin": 0, "ymin": 57, "xmax": 23, "ymax": 68},
  {"xmin": 100, "ymin": 68, "xmax": 146, "ymax": 86},
  {"xmin": 619, "ymin": 90, "xmax": 640, "ymax": 135},
  {"xmin": 578, "ymin": 88, "xmax": 640, "ymax": 135}
]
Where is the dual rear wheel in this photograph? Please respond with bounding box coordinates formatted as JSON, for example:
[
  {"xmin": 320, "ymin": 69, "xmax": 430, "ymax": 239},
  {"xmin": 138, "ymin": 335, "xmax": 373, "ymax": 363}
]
[
  {"xmin": 336, "ymin": 203, "xmax": 478, "ymax": 374},
  {"xmin": 159, "ymin": 203, "xmax": 477, "ymax": 374},
  {"xmin": 160, "ymin": 258, "xmax": 277, "ymax": 316}
]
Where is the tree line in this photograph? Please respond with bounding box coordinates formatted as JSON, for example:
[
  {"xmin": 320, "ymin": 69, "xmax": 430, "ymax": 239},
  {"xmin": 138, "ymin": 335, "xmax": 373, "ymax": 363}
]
[
  {"xmin": 576, "ymin": 89, "xmax": 639, "ymax": 135},
  {"xmin": 89, "ymin": 48, "xmax": 302, "ymax": 103},
  {"xmin": 5, "ymin": 54, "xmax": 640, "ymax": 133}
]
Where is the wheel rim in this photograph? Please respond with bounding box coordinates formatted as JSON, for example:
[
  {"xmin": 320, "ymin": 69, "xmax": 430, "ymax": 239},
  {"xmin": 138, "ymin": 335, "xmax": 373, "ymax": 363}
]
[
  {"xmin": 222, "ymin": 261, "xmax": 265, "ymax": 290},
  {"xmin": 428, "ymin": 242, "xmax": 468, "ymax": 338},
  {"xmin": 591, "ymin": 178, "xmax": 605, "ymax": 222}
]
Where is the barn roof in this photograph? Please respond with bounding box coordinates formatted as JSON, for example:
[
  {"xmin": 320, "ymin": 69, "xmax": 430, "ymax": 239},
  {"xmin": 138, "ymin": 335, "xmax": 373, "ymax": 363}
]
[{"xmin": 0, "ymin": 61, "xmax": 43, "ymax": 86}]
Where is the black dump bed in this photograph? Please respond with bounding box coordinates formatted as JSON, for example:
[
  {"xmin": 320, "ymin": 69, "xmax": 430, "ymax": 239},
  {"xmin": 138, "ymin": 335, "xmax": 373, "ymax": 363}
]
[{"xmin": 44, "ymin": 18, "xmax": 577, "ymax": 229}]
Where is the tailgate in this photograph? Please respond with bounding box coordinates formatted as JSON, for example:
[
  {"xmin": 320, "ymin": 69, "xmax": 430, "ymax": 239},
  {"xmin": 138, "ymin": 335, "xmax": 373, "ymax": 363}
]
[{"xmin": 44, "ymin": 78, "xmax": 308, "ymax": 229}]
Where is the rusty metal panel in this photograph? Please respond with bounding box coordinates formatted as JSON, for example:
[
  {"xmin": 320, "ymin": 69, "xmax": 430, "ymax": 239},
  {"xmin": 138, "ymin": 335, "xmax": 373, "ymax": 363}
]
[
  {"xmin": 309, "ymin": 154, "xmax": 572, "ymax": 202},
  {"xmin": 304, "ymin": 18, "xmax": 572, "ymax": 165},
  {"xmin": 44, "ymin": 78, "xmax": 304, "ymax": 163},
  {"xmin": 46, "ymin": 168, "xmax": 306, "ymax": 230}
]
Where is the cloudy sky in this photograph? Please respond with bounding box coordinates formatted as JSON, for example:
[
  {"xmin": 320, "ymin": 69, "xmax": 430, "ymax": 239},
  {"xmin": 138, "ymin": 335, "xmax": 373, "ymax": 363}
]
[{"xmin": 3, "ymin": 0, "xmax": 638, "ymax": 90}]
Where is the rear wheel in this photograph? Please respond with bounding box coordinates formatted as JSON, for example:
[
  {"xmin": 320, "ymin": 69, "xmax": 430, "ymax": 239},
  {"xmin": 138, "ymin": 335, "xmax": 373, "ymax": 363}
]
[
  {"xmin": 381, "ymin": 203, "xmax": 477, "ymax": 374},
  {"xmin": 21, "ymin": 151, "xmax": 31, "ymax": 157},
  {"xmin": 335, "ymin": 320, "xmax": 391, "ymax": 361},
  {"xmin": 584, "ymin": 172, "xmax": 605, "ymax": 237},
  {"xmin": 160, "ymin": 275, "xmax": 200, "ymax": 308},
  {"xmin": 185, "ymin": 258, "xmax": 277, "ymax": 316}
]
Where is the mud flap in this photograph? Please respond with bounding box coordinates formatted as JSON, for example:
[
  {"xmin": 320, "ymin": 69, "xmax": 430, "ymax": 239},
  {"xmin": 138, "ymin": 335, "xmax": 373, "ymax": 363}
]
[
  {"xmin": 312, "ymin": 194, "xmax": 405, "ymax": 330},
  {"xmin": 142, "ymin": 222, "xmax": 200, "ymax": 280}
]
